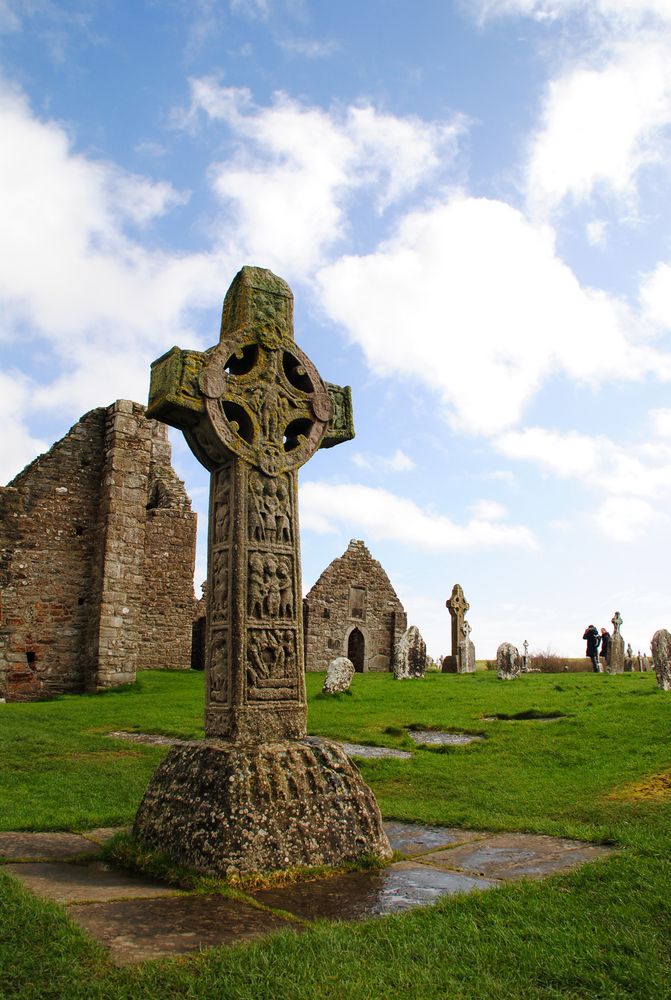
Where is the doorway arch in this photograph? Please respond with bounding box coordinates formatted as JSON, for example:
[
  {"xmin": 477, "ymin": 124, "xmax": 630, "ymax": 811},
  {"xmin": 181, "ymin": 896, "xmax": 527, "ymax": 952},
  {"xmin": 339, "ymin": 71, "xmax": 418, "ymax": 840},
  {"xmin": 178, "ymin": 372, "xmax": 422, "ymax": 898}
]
[{"xmin": 347, "ymin": 627, "xmax": 365, "ymax": 673}]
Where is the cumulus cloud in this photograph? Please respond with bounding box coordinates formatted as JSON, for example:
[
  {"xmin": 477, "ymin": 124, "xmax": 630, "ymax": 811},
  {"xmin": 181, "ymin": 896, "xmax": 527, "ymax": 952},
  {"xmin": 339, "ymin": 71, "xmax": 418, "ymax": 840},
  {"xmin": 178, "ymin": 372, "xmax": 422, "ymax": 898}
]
[
  {"xmin": 526, "ymin": 37, "xmax": 671, "ymax": 215},
  {"xmin": 0, "ymin": 371, "xmax": 48, "ymax": 483},
  {"xmin": 351, "ymin": 449, "xmax": 415, "ymax": 472},
  {"xmin": 299, "ymin": 481, "xmax": 536, "ymax": 551},
  {"xmin": 181, "ymin": 79, "xmax": 466, "ymax": 277},
  {"xmin": 495, "ymin": 424, "xmax": 671, "ymax": 499},
  {"xmin": 0, "ymin": 83, "xmax": 232, "ymax": 480},
  {"xmin": 593, "ymin": 496, "xmax": 660, "ymax": 541},
  {"xmin": 317, "ymin": 195, "xmax": 667, "ymax": 436},
  {"xmin": 640, "ymin": 263, "xmax": 671, "ymax": 330}
]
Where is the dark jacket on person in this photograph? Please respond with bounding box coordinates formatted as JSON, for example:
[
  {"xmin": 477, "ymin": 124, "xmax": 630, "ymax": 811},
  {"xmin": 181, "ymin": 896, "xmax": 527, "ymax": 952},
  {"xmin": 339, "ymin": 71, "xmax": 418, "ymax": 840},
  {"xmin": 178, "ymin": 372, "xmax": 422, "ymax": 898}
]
[
  {"xmin": 583, "ymin": 626, "xmax": 600, "ymax": 656},
  {"xmin": 600, "ymin": 631, "xmax": 611, "ymax": 659}
]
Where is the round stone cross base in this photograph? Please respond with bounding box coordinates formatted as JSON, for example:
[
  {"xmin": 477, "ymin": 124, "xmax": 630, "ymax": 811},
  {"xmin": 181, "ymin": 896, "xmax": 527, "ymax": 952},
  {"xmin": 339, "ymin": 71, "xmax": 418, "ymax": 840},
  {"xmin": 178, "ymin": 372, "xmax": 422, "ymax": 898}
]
[{"xmin": 133, "ymin": 737, "xmax": 392, "ymax": 876}]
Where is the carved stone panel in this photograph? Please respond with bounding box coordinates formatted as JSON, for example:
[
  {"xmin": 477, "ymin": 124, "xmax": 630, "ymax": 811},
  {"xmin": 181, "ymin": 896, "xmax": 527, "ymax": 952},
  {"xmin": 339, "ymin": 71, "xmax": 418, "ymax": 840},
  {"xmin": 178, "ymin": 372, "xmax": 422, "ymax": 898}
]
[{"xmin": 246, "ymin": 628, "xmax": 299, "ymax": 701}]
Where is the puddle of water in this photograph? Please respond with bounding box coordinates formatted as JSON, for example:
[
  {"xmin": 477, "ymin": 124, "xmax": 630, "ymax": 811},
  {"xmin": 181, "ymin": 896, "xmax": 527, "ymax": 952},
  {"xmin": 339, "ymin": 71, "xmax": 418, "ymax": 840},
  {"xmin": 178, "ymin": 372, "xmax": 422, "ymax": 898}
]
[
  {"xmin": 251, "ymin": 862, "xmax": 497, "ymax": 921},
  {"xmin": 407, "ymin": 730, "xmax": 484, "ymax": 746}
]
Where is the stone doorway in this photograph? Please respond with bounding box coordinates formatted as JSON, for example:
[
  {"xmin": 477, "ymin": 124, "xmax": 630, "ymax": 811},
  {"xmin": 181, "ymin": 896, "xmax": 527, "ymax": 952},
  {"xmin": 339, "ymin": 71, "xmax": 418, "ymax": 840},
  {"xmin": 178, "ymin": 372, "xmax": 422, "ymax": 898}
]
[{"xmin": 348, "ymin": 628, "xmax": 365, "ymax": 673}]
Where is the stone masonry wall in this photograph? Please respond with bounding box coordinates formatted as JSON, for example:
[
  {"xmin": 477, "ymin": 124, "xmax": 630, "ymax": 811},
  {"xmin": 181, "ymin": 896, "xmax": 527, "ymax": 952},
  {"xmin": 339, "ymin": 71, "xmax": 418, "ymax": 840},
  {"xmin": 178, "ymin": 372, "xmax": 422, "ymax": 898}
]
[
  {"xmin": 303, "ymin": 539, "xmax": 407, "ymax": 673},
  {"xmin": 138, "ymin": 420, "xmax": 197, "ymax": 670},
  {"xmin": 0, "ymin": 410, "xmax": 105, "ymax": 699},
  {"xmin": 0, "ymin": 401, "xmax": 196, "ymax": 701}
]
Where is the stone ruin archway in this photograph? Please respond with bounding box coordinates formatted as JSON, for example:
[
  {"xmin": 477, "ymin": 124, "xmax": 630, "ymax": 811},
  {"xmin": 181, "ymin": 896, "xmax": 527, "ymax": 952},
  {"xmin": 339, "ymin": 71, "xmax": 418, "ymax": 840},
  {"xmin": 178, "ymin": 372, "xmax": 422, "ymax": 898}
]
[{"xmin": 347, "ymin": 627, "xmax": 365, "ymax": 673}]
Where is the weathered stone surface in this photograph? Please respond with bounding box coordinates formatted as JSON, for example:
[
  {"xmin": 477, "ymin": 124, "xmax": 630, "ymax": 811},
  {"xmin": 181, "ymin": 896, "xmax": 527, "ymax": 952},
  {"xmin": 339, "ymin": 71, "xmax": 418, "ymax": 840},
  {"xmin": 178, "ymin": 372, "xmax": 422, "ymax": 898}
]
[
  {"xmin": 497, "ymin": 642, "xmax": 522, "ymax": 680},
  {"xmin": 608, "ymin": 611, "xmax": 625, "ymax": 674},
  {"xmin": 383, "ymin": 822, "xmax": 483, "ymax": 856},
  {"xmin": 407, "ymin": 730, "xmax": 484, "ymax": 746},
  {"xmin": 652, "ymin": 629, "xmax": 671, "ymax": 690},
  {"xmin": 323, "ymin": 655, "xmax": 355, "ymax": 694},
  {"xmin": 426, "ymin": 832, "xmax": 614, "ymax": 881},
  {"xmin": 442, "ymin": 585, "xmax": 475, "ymax": 673},
  {"xmin": 0, "ymin": 401, "xmax": 196, "ymax": 701},
  {"xmin": 69, "ymin": 894, "xmax": 293, "ymax": 966},
  {"xmin": 0, "ymin": 832, "xmax": 100, "ymax": 862},
  {"xmin": 133, "ymin": 738, "xmax": 392, "ymax": 876},
  {"xmin": 393, "ymin": 625, "xmax": 427, "ymax": 679},
  {"xmin": 136, "ymin": 266, "xmax": 390, "ymax": 873},
  {"xmin": 304, "ymin": 539, "xmax": 406, "ymax": 673},
  {"xmin": 4, "ymin": 861, "xmax": 181, "ymax": 904}
]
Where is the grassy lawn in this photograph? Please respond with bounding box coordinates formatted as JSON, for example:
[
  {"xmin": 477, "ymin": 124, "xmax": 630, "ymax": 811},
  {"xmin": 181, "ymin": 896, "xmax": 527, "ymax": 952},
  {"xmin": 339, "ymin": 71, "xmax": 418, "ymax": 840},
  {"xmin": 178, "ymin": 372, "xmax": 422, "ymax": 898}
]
[{"xmin": 1, "ymin": 669, "xmax": 671, "ymax": 998}]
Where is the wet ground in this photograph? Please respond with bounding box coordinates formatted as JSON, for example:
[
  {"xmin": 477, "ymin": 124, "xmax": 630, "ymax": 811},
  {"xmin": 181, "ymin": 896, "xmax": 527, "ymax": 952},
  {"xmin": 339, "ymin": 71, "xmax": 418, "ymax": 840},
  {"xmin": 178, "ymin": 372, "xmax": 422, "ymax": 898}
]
[{"xmin": 1, "ymin": 822, "xmax": 615, "ymax": 966}]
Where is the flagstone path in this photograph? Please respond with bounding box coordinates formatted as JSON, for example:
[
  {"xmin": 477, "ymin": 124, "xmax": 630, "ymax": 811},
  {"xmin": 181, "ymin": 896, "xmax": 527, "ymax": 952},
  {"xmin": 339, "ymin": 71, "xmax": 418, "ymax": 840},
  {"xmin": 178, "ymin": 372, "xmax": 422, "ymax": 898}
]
[{"xmin": 1, "ymin": 821, "xmax": 615, "ymax": 966}]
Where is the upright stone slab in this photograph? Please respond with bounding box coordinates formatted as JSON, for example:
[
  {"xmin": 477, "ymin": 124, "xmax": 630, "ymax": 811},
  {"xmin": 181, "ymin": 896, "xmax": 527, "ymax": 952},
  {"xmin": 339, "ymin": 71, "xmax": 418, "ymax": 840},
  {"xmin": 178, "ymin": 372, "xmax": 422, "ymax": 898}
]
[
  {"xmin": 393, "ymin": 625, "xmax": 427, "ymax": 679},
  {"xmin": 442, "ymin": 584, "xmax": 473, "ymax": 673},
  {"xmin": 133, "ymin": 266, "xmax": 391, "ymax": 875},
  {"xmin": 608, "ymin": 611, "xmax": 625, "ymax": 674},
  {"xmin": 522, "ymin": 639, "xmax": 530, "ymax": 673},
  {"xmin": 497, "ymin": 642, "xmax": 522, "ymax": 680},
  {"xmin": 323, "ymin": 656, "xmax": 354, "ymax": 694},
  {"xmin": 652, "ymin": 630, "xmax": 671, "ymax": 691}
]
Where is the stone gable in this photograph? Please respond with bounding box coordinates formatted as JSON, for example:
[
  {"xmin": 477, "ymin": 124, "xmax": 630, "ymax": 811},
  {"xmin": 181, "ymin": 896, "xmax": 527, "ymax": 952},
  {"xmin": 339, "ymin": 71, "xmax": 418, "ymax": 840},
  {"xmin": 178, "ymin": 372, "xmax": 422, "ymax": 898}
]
[
  {"xmin": 0, "ymin": 400, "xmax": 197, "ymax": 701},
  {"xmin": 303, "ymin": 539, "xmax": 407, "ymax": 672}
]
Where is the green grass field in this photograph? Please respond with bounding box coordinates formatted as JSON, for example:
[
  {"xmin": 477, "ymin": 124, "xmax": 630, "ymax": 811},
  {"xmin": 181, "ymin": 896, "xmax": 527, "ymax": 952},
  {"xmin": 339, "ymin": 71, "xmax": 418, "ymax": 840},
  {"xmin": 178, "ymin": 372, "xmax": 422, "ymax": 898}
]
[{"xmin": 1, "ymin": 669, "xmax": 671, "ymax": 998}]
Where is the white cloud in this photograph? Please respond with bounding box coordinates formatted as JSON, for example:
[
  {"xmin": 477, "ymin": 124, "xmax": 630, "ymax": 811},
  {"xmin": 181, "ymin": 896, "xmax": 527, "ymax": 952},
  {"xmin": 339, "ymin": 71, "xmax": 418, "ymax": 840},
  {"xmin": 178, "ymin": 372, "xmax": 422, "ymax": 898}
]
[
  {"xmin": 526, "ymin": 36, "xmax": 671, "ymax": 215},
  {"xmin": 640, "ymin": 263, "xmax": 671, "ymax": 330},
  {"xmin": 586, "ymin": 219, "xmax": 608, "ymax": 246},
  {"xmin": 0, "ymin": 371, "xmax": 47, "ymax": 483},
  {"xmin": 182, "ymin": 79, "xmax": 465, "ymax": 278},
  {"xmin": 299, "ymin": 481, "xmax": 536, "ymax": 551},
  {"xmin": 495, "ymin": 424, "xmax": 671, "ymax": 499},
  {"xmin": 317, "ymin": 195, "xmax": 666, "ymax": 436},
  {"xmin": 650, "ymin": 407, "xmax": 671, "ymax": 436},
  {"xmin": 0, "ymin": 83, "xmax": 232, "ymax": 479},
  {"xmin": 351, "ymin": 448, "xmax": 415, "ymax": 472},
  {"xmin": 473, "ymin": 1, "xmax": 671, "ymax": 25},
  {"xmin": 593, "ymin": 495, "xmax": 660, "ymax": 541},
  {"xmin": 469, "ymin": 499, "xmax": 508, "ymax": 521}
]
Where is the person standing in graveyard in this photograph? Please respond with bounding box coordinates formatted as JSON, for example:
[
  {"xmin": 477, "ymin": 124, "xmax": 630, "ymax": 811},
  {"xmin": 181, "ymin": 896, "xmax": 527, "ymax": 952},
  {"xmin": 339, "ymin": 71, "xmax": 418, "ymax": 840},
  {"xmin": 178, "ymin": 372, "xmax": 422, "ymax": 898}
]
[
  {"xmin": 583, "ymin": 625, "xmax": 601, "ymax": 672},
  {"xmin": 600, "ymin": 627, "xmax": 611, "ymax": 670}
]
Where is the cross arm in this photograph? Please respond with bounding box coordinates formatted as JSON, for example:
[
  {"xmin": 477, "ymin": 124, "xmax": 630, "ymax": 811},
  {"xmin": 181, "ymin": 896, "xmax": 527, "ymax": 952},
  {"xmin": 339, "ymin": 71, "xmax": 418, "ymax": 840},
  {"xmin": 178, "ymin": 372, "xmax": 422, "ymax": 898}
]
[
  {"xmin": 320, "ymin": 382, "xmax": 355, "ymax": 449},
  {"xmin": 146, "ymin": 346, "xmax": 206, "ymax": 430}
]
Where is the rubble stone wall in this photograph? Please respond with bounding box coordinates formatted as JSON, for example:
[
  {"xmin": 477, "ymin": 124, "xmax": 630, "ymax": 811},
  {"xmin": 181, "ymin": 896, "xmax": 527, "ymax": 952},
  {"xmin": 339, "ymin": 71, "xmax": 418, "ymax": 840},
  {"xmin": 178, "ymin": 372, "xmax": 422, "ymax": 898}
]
[
  {"xmin": 303, "ymin": 539, "xmax": 407, "ymax": 673},
  {"xmin": 0, "ymin": 400, "xmax": 196, "ymax": 701}
]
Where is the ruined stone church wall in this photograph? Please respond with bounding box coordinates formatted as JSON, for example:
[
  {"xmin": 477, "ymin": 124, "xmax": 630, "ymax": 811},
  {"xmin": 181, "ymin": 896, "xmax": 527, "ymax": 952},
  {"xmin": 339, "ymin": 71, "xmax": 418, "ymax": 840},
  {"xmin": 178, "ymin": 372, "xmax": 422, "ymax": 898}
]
[
  {"xmin": 138, "ymin": 422, "xmax": 197, "ymax": 671},
  {"xmin": 303, "ymin": 539, "xmax": 407, "ymax": 672},
  {"xmin": 0, "ymin": 409, "xmax": 106, "ymax": 699},
  {"xmin": 0, "ymin": 400, "xmax": 197, "ymax": 701}
]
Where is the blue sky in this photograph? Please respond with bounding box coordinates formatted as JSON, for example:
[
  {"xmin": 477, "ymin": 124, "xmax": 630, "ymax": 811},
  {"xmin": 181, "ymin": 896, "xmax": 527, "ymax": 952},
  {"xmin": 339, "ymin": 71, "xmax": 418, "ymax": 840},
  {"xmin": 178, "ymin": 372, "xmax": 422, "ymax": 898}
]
[{"xmin": 2, "ymin": 0, "xmax": 671, "ymax": 659}]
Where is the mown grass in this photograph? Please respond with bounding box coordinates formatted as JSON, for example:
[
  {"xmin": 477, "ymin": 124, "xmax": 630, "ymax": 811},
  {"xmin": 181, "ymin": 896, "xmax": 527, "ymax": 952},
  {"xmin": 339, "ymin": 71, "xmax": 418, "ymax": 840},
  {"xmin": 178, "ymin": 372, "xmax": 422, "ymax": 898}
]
[{"xmin": 1, "ymin": 669, "xmax": 671, "ymax": 998}]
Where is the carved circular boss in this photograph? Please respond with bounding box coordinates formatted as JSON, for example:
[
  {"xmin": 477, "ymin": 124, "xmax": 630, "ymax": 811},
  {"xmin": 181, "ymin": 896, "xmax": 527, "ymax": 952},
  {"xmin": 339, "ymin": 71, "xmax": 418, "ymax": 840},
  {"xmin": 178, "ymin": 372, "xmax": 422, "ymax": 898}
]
[{"xmin": 199, "ymin": 333, "xmax": 332, "ymax": 476}]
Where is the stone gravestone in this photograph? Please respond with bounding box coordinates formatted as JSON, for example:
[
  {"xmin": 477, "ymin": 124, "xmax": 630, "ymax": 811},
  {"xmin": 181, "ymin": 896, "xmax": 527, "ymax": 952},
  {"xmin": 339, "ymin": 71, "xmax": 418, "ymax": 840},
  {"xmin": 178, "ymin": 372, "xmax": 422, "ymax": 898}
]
[
  {"xmin": 651, "ymin": 630, "xmax": 671, "ymax": 690},
  {"xmin": 133, "ymin": 267, "xmax": 392, "ymax": 875},
  {"xmin": 608, "ymin": 611, "xmax": 625, "ymax": 674},
  {"xmin": 393, "ymin": 625, "xmax": 427, "ymax": 679},
  {"xmin": 442, "ymin": 584, "xmax": 474, "ymax": 672},
  {"xmin": 522, "ymin": 639, "xmax": 530, "ymax": 673},
  {"xmin": 624, "ymin": 642, "xmax": 633, "ymax": 672},
  {"xmin": 322, "ymin": 656, "xmax": 354, "ymax": 694},
  {"xmin": 497, "ymin": 642, "xmax": 522, "ymax": 680}
]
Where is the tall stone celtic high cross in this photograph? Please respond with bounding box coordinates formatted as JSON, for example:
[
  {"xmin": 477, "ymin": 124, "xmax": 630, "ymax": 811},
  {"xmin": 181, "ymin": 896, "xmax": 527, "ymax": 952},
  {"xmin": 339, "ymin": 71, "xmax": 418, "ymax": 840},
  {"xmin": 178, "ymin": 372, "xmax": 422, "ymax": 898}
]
[
  {"xmin": 134, "ymin": 267, "xmax": 391, "ymax": 876},
  {"xmin": 146, "ymin": 266, "xmax": 353, "ymax": 742},
  {"xmin": 442, "ymin": 583, "xmax": 470, "ymax": 673}
]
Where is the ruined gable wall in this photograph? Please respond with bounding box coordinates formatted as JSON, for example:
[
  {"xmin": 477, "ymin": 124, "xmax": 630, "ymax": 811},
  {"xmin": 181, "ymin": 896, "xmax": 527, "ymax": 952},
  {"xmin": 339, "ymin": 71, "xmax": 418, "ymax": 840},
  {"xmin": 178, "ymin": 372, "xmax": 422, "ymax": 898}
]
[
  {"xmin": 0, "ymin": 409, "xmax": 106, "ymax": 700},
  {"xmin": 304, "ymin": 539, "xmax": 407, "ymax": 672},
  {"xmin": 137, "ymin": 421, "xmax": 197, "ymax": 671}
]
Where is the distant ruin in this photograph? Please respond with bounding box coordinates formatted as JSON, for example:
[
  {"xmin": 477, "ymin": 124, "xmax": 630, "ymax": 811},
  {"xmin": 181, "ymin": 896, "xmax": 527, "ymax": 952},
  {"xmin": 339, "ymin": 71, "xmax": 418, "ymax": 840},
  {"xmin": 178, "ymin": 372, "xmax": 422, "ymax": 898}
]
[
  {"xmin": 0, "ymin": 400, "xmax": 197, "ymax": 701},
  {"xmin": 303, "ymin": 539, "xmax": 407, "ymax": 672}
]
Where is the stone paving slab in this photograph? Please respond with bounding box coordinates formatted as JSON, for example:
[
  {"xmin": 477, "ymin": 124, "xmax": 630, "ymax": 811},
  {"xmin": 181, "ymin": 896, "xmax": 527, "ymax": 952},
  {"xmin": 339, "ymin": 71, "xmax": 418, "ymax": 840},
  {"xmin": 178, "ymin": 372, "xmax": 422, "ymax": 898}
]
[
  {"xmin": 338, "ymin": 741, "xmax": 413, "ymax": 760},
  {"xmin": 251, "ymin": 861, "xmax": 498, "ymax": 922},
  {"xmin": 384, "ymin": 821, "xmax": 483, "ymax": 856},
  {"xmin": 3, "ymin": 862, "xmax": 183, "ymax": 904},
  {"xmin": 423, "ymin": 833, "xmax": 615, "ymax": 880},
  {"xmin": 0, "ymin": 832, "xmax": 101, "ymax": 862},
  {"xmin": 68, "ymin": 893, "xmax": 295, "ymax": 965}
]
